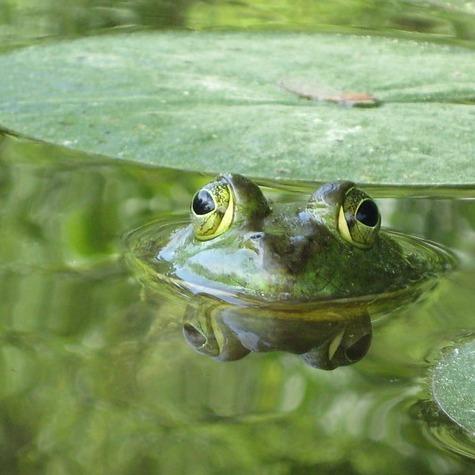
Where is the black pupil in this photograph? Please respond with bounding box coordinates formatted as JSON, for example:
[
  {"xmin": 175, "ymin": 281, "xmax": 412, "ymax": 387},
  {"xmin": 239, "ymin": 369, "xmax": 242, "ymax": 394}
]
[
  {"xmin": 356, "ymin": 200, "xmax": 378, "ymax": 227},
  {"xmin": 192, "ymin": 190, "xmax": 215, "ymax": 215}
]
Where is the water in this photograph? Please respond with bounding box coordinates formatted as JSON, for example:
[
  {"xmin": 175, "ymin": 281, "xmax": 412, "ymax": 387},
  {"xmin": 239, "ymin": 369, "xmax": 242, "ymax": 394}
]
[
  {"xmin": 2, "ymin": 0, "xmax": 475, "ymax": 51},
  {"xmin": 1, "ymin": 1, "xmax": 475, "ymax": 473},
  {"xmin": 0, "ymin": 131, "xmax": 474, "ymax": 474}
]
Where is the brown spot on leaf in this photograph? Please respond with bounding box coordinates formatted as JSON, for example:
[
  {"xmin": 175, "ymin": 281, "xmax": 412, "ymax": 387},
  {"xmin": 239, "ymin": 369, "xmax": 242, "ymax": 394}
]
[{"xmin": 280, "ymin": 80, "xmax": 381, "ymax": 108}]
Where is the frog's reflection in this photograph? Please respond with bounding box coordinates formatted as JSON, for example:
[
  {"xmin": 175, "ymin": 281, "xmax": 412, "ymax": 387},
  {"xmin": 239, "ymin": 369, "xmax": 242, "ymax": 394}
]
[{"xmin": 182, "ymin": 303, "xmax": 372, "ymax": 370}]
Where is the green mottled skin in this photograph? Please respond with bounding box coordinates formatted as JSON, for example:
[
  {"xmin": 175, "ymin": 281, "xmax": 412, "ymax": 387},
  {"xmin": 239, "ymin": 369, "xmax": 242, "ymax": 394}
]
[{"xmin": 152, "ymin": 175, "xmax": 453, "ymax": 303}]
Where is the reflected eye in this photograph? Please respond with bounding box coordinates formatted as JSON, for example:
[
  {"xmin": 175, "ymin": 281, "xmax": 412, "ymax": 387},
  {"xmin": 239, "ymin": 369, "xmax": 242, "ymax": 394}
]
[
  {"xmin": 183, "ymin": 322, "xmax": 207, "ymax": 349},
  {"xmin": 191, "ymin": 179, "xmax": 234, "ymax": 241},
  {"xmin": 344, "ymin": 333, "xmax": 372, "ymax": 362},
  {"xmin": 338, "ymin": 187, "xmax": 381, "ymax": 249}
]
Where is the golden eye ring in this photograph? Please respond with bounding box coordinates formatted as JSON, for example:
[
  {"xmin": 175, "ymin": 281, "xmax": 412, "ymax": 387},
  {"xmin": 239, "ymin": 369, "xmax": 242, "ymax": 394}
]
[
  {"xmin": 191, "ymin": 179, "xmax": 234, "ymax": 241},
  {"xmin": 337, "ymin": 187, "xmax": 381, "ymax": 249}
]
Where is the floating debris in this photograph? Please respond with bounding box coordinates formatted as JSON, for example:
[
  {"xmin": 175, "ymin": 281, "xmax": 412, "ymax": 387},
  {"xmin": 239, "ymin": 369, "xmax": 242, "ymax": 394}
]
[{"xmin": 280, "ymin": 80, "xmax": 381, "ymax": 108}]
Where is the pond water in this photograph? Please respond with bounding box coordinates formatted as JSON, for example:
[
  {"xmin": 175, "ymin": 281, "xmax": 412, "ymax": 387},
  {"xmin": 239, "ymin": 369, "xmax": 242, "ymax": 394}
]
[
  {"xmin": 0, "ymin": 131, "xmax": 474, "ymax": 474},
  {"xmin": 1, "ymin": 1, "xmax": 475, "ymax": 473},
  {"xmin": 2, "ymin": 0, "xmax": 475, "ymax": 50}
]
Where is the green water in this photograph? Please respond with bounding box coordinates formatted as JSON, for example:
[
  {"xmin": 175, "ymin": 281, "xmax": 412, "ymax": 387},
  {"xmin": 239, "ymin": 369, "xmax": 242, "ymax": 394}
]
[
  {"xmin": 0, "ymin": 132, "xmax": 474, "ymax": 474},
  {"xmin": 2, "ymin": 0, "xmax": 475, "ymax": 51},
  {"xmin": 1, "ymin": 1, "xmax": 475, "ymax": 473}
]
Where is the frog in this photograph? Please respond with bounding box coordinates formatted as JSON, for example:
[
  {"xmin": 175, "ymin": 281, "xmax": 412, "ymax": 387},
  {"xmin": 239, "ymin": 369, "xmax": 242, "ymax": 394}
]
[{"xmin": 126, "ymin": 174, "xmax": 456, "ymax": 369}]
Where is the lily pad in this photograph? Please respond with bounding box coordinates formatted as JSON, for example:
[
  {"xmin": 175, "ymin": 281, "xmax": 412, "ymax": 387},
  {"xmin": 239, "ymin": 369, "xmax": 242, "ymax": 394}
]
[
  {"xmin": 0, "ymin": 32, "xmax": 474, "ymax": 184},
  {"xmin": 432, "ymin": 340, "xmax": 475, "ymax": 434}
]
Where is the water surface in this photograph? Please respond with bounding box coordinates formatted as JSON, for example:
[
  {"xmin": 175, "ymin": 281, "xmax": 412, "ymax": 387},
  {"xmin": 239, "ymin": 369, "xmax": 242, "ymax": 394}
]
[
  {"xmin": 1, "ymin": 1, "xmax": 475, "ymax": 473},
  {"xmin": 0, "ymin": 132, "xmax": 474, "ymax": 474}
]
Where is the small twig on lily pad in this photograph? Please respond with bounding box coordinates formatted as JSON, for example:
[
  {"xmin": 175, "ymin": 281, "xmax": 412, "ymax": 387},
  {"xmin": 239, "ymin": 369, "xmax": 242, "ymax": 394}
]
[{"xmin": 279, "ymin": 79, "xmax": 381, "ymax": 108}]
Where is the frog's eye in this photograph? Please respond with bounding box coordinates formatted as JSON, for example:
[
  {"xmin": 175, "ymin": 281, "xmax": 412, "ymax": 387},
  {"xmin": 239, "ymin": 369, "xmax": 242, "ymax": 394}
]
[
  {"xmin": 191, "ymin": 179, "xmax": 234, "ymax": 241},
  {"xmin": 337, "ymin": 187, "xmax": 381, "ymax": 249}
]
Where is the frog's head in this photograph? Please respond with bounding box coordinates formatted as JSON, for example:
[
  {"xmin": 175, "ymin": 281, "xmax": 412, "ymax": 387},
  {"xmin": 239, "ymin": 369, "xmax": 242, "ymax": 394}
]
[
  {"xmin": 190, "ymin": 173, "xmax": 270, "ymax": 241},
  {"xmin": 151, "ymin": 173, "xmax": 452, "ymax": 303},
  {"xmin": 185, "ymin": 175, "xmax": 384, "ymax": 298}
]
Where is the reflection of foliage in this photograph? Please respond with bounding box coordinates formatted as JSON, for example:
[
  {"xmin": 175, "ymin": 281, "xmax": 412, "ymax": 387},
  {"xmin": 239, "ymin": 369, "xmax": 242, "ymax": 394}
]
[
  {"xmin": 1, "ymin": 0, "xmax": 475, "ymax": 50},
  {"xmin": 0, "ymin": 133, "xmax": 474, "ymax": 473},
  {"xmin": 190, "ymin": 0, "xmax": 455, "ymax": 35},
  {"xmin": 0, "ymin": 133, "xmax": 206, "ymax": 270},
  {"xmin": 384, "ymin": 196, "xmax": 475, "ymax": 257},
  {"xmin": 0, "ymin": 0, "xmax": 193, "ymax": 50}
]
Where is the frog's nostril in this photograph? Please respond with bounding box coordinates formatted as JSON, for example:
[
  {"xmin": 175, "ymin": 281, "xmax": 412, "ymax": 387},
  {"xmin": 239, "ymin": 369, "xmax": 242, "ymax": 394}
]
[
  {"xmin": 344, "ymin": 334, "xmax": 371, "ymax": 362},
  {"xmin": 249, "ymin": 232, "xmax": 264, "ymax": 240},
  {"xmin": 183, "ymin": 323, "xmax": 207, "ymax": 348}
]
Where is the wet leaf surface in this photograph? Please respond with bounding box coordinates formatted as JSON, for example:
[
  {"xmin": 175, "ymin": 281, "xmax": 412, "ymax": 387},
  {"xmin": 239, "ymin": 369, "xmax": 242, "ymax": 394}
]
[{"xmin": 0, "ymin": 32, "xmax": 474, "ymax": 184}]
